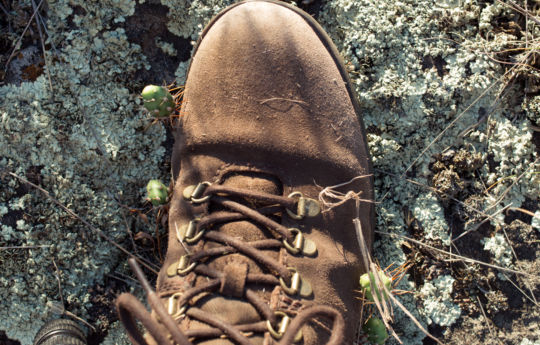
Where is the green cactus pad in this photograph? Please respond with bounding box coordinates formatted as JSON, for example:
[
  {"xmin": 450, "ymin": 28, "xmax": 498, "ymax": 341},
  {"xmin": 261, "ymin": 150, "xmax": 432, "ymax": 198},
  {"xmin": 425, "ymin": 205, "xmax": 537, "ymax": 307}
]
[
  {"xmin": 359, "ymin": 270, "xmax": 392, "ymax": 302},
  {"xmin": 141, "ymin": 85, "xmax": 175, "ymax": 118},
  {"xmin": 146, "ymin": 179, "xmax": 168, "ymax": 206},
  {"xmin": 362, "ymin": 317, "xmax": 389, "ymax": 344}
]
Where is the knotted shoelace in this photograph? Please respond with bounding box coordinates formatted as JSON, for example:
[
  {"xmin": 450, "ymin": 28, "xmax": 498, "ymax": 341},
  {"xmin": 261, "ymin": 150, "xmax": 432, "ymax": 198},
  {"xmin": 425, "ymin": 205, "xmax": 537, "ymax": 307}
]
[{"xmin": 117, "ymin": 184, "xmax": 345, "ymax": 345}]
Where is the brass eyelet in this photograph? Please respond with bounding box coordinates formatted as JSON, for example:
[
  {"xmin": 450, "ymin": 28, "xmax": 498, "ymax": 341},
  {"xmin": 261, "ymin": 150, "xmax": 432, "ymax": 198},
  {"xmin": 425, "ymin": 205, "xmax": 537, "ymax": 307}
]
[
  {"xmin": 266, "ymin": 311, "xmax": 303, "ymax": 343},
  {"xmin": 168, "ymin": 292, "xmax": 186, "ymax": 320},
  {"xmin": 167, "ymin": 255, "xmax": 196, "ymax": 277},
  {"xmin": 181, "ymin": 218, "xmax": 206, "ymax": 244},
  {"xmin": 280, "ymin": 268, "xmax": 301, "ymax": 295},
  {"xmin": 177, "ymin": 255, "xmax": 196, "ymax": 275},
  {"xmin": 279, "ymin": 267, "xmax": 312, "ymax": 297},
  {"xmin": 185, "ymin": 227, "xmax": 206, "ymax": 244},
  {"xmin": 183, "ymin": 181, "xmax": 211, "ymax": 203},
  {"xmin": 283, "ymin": 228, "xmax": 318, "ymax": 256},
  {"xmin": 283, "ymin": 228, "xmax": 303, "ymax": 255},
  {"xmin": 286, "ymin": 191, "xmax": 321, "ymax": 219}
]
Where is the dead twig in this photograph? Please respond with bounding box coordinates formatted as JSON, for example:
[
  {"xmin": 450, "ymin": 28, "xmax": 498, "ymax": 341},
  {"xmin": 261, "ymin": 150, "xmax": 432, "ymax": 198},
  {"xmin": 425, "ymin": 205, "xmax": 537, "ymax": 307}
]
[
  {"xmin": 31, "ymin": 0, "xmax": 53, "ymax": 91},
  {"xmin": 4, "ymin": 0, "xmax": 45, "ymax": 72},
  {"xmin": 376, "ymin": 231, "xmax": 539, "ymax": 278},
  {"xmin": 52, "ymin": 258, "xmax": 65, "ymax": 309},
  {"xmin": 317, "ymin": 174, "xmax": 374, "ymax": 212},
  {"xmin": 0, "ymin": 245, "xmax": 51, "ymax": 250},
  {"xmin": 1, "ymin": 169, "xmax": 159, "ymax": 275}
]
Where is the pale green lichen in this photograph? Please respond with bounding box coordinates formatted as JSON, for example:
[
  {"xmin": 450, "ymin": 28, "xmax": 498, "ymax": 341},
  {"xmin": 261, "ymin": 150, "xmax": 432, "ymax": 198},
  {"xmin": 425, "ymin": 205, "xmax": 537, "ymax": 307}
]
[
  {"xmin": 484, "ymin": 114, "xmax": 539, "ymax": 225},
  {"xmin": 412, "ymin": 192, "xmax": 450, "ymax": 245},
  {"xmin": 160, "ymin": 0, "xmax": 235, "ymax": 40},
  {"xmin": 0, "ymin": 0, "xmax": 163, "ymax": 343},
  {"xmin": 175, "ymin": 60, "xmax": 190, "ymax": 85},
  {"xmin": 532, "ymin": 211, "xmax": 540, "ymax": 232},
  {"xmin": 523, "ymin": 95, "xmax": 540, "ymax": 126},
  {"xmin": 482, "ymin": 233, "xmax": 513, "ymax": 268},
  {"xmin": 319, "ymin": 0, "xmax": 537, "ymax": 342},
  {"xmin": 155, "ymin": 37, "xmax": 178, "ymax": 57},
  {"xmin": 1, "ymin": 0, "xmax": 538, "ymax": 344},
  {"xmin": 419, "ymin": 275, "xmax": 461, "ymax": 326}
]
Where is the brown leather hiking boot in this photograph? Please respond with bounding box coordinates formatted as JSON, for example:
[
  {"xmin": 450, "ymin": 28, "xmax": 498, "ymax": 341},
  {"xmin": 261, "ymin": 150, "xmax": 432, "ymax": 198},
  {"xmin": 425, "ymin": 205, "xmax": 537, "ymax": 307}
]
[{"xmin": 117, "ymin": 1, "xmax": 374, "ymax": 344}]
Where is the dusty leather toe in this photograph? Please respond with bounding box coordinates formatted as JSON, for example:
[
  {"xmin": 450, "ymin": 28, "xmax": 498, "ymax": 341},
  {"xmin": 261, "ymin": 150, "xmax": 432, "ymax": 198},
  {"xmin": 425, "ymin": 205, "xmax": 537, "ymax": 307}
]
[{"xmin": 157, "ymin": 1, "xmax": 374, "ymax": 344}]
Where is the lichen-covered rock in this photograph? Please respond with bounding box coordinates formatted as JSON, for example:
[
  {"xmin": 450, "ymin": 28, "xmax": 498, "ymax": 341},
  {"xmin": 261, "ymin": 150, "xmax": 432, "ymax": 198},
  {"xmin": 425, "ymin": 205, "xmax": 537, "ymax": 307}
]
[
  {"xmin": 0, "ymin": 1, "xmax": 164, "ymax": 343},
  {"xmin": 160, "ymin": 0, "xmax": 235, "ymax": 40},
  {"xmin": 419, "ymin": 275, "xmax": 461, "ymax": 326},
  {"xmin": 1, "ymin": 0, "xmax": 538, "ymax": 344},
  {"xmin": 319, "ymin": 0, "xmax": 537, "ymax": 343}
]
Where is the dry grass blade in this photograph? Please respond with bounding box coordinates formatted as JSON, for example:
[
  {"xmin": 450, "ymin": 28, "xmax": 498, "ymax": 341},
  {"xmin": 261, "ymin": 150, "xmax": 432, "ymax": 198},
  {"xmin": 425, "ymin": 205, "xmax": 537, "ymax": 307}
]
[
  {"xmin": 0, "ymin": 245, "xmax": 51, "ymax": 250},
  {"xmin": 475, "ymin": 295, "xmax": 503, "ymax": 345},
  {"xmin": 3, "ymin": 0, "xmax": 45, "ymax": 72},
  {"xmin": 376, "ymin": 231, "xmax": 539, "ymax": 278},
  {"xmin": 52, "ymin": 258, "xmax": 65, "ymax": 309},
  {"xmin": 500, "ymin": 271, "xmax": 539, "ymax": 306},
  {"xmin": 318, "ymin": 174, "xmax": 374, "ymax": 212},
  {"xmin": 353, "ymin": 218, "xmax": 400, "ymax": 343},
  {"xmin": 30, "ymin": 0, "xmax": 52, "ymax": 91},
  {"xmin": 1, "ymin": 169, "xmax": 160, "ymax": 275},
  {"xmin": 354, "ymin": 217, "xmax": 443, "ymax": 344},
  {"xmin": 498, "ymin": 0, "xmax": 540, "ymax": 26}
]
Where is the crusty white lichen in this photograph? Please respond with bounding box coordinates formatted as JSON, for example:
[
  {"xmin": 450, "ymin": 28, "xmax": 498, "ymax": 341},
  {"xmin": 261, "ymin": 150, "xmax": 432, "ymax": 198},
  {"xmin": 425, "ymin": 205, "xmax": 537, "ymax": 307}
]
[
  {"xmin": 155, "ymin": 37, "xmax": 178, "ymax": 56},
  {"xmin": 533, "ymin": 211, "xmax": 540, "ymax": 232},
  {"xmin": 0, "ymin": 0, "xmax": 163, "ymax": 343},
  {"xmin": 160, "ymin": 0, "xmax": 235, "ymax": 40},
  {"xmin": 482, "ymin": 233, "xmax": 513, "ymax": 268},
  {"xmin": 484, "ymin": 114, "xmax": 539, "ymax": 225},
  {"xmin": 2, "ymin": 0, "xmax": 538, "ymax": 344},
  {"xmin": 319, "ymin": 0, "xmax": 537, "ymax": 343},
  {"xmin": 412, "ymin": 192, "xmax": 450, "ymax": 245},
  {"xmin": 419, "ymin": 275, "xmax": 461, "ymax": 326}
]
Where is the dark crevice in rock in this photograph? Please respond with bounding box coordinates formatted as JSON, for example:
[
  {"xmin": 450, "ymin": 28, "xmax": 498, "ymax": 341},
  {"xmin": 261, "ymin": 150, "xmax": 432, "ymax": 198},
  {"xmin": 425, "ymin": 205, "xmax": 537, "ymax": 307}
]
[
  {"xmin": 124, "ymin": 2, "xmax": 192, "ymax": 91},
  {"xmin": 0, "ymin": 330, "xmax": 21, "ymax": 345}
]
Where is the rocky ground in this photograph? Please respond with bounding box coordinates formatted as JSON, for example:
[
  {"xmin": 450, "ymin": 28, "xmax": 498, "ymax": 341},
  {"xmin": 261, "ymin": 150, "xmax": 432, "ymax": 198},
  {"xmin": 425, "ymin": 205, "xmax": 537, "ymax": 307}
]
[{"xmin": 0, "ymin": 0, "xmax": 539, "ymax": 344}]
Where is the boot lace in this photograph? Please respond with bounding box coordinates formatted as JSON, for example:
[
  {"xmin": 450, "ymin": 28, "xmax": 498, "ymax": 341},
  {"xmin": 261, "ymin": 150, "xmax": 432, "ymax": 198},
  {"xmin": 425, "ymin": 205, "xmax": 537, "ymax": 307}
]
[{"xmin": 117, "ymin": 182, "xmax": 345, "ymax": 345}]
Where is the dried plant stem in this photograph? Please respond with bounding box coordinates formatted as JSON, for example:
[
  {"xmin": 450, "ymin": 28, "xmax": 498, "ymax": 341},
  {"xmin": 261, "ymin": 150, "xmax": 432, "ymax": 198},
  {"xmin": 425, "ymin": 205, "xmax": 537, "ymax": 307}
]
[
  {"xmin": 52, "ymin": 258, "xmax": 65, "ymax": 309},
  {"xmin": 376, "ymin": 231, "xmax": 539, "ymax": 278},
  {"xmin": 475, "ymin": 295, "xmax": 503, "ymax": 345},
  {"xmin": 2, "ymin": 169, "xmax": 159, "ymax": 275},
  {"xmin": 4, "ymin": 0, "xmax": 45, "ymax": 72},
  {"xmin": 31, "ymin": 0, "xmax": 53, "ymax": 91},
  {"xmin": 354, "ymin": 218, "xmax": 443, "ymax": 344},
  {"xmin": 0, "ymin": 245, "xmax": 50, "ymax": 250}
]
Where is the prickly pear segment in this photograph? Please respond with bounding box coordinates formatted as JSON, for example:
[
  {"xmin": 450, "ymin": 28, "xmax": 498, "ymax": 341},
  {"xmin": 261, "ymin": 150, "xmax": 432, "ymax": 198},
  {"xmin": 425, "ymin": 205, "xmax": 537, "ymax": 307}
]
[
  {"xmin": 362, "ymin": 317, "xmax": 389, "ymax": 344},
  {"xmin": 359, "ymin": 270, "xmax": 392, "ymax": 302},
  {"xmin": 141, "ymin": 85, "xmax": 175, "ymax": 118},
  {"xmin": 146, "ymin": 179, "xmax": 168, "ymax": 206}
]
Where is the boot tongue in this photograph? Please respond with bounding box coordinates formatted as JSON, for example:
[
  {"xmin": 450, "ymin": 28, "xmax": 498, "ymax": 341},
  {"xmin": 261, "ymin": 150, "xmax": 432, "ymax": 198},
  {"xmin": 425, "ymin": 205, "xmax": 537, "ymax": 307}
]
[
  {"xmin": 212, "ymin": 172, "xmax": 282, "ymax": 242},
  {"xmin": 194, "ymin": 172, "xmax": 282, "ymax": 336},
  {"xmin": 222, "ymin": 171, "xmax": 282, "ymax": 195}
]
